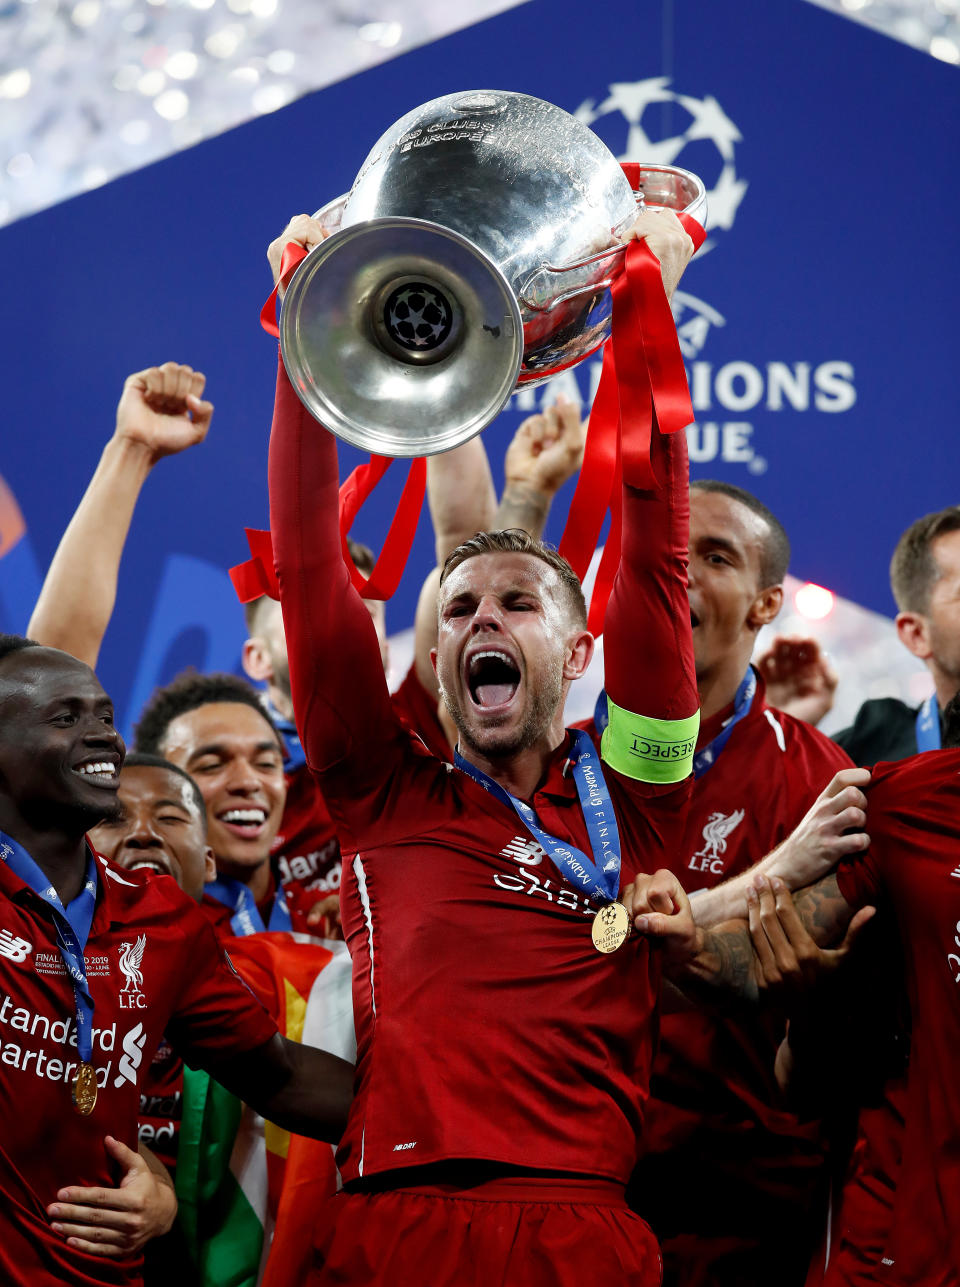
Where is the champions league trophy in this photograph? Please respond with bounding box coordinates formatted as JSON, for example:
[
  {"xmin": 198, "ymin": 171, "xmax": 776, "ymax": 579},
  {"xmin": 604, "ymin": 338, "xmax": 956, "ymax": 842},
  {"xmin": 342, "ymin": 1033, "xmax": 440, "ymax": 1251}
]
[{"xmin": 278, "ymin": 90, "xmax": 706, "ymax": 457}]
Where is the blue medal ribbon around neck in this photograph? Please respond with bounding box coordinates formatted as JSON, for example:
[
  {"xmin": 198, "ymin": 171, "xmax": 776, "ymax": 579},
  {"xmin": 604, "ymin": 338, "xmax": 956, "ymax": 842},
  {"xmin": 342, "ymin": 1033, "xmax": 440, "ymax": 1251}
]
[
  {"xmin": 0, "ymin": 832, "xmax": 97, "ymax": 1063},
  {"xmin": 454, "ymin": 727, "xmax": 622, "ymax": 905},
  {"xmin": 592, "ymin": 668, "xmax": 756, "ymax": 781},
  {"xmin": 206, "ymin": 876, "xmax": 292, "ymax": 936},
  {"xmin": 915, "ymin": 694, "xmax": 941, "ymax": 753}
]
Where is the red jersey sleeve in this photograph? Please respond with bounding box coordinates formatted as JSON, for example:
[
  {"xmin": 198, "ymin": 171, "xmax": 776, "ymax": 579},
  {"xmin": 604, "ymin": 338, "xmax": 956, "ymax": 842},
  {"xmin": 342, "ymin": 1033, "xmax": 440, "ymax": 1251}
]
[
  {"xmin": 162, "ymin": 900, "xmax": 278, "ymax": 1067},
  {"xmin": 267, "ymin": 355, "xmax": 409, "ymax": 797},
  {"xmin": 604, "ymin": 423, "xmax": 697, "ymax": 724}
]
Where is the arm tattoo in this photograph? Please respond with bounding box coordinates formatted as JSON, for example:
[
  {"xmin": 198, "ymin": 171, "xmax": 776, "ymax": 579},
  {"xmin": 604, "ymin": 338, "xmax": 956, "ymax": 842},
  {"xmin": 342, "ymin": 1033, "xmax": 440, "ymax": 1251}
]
[
  {"xmin": 669, "ymin": 920, "xmax": 759, "ymax": 1006},
  {"xmin": 791, "ymin": 872, "xmax": 854, "ymax": 947},
  {"xmin": 494, "ymin": 483, "xmax": 551, "ymax": 539}
]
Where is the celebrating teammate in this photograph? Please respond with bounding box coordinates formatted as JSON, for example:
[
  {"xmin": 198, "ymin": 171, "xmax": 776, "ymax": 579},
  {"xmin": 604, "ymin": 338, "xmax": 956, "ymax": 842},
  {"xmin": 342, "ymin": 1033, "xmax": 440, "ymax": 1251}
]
[
  {"xmin": 262, "ymin": 205, "xmax": 707, "ymax": 1284},
  {"xmin": 0, "ymin": 636, "xmax": 352, "ymax": 1286}
]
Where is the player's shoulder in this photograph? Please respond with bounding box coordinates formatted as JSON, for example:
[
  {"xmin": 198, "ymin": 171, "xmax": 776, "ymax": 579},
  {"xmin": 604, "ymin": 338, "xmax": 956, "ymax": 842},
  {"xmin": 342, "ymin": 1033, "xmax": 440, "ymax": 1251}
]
[
  {"xmin": 92, "ymin": 851, "xmax": 205, "ymax": 925},
  {"xmin": 766, "ymin": 702, "xmax": 853, "ymax": 767},
  {"xmin": 869, "ymin": 748, "xmax": 960, "ymax": 803}
]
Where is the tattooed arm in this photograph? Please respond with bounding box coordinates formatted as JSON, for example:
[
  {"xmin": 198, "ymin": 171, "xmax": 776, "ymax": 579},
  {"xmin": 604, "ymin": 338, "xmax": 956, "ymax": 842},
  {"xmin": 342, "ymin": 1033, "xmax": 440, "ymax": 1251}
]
[{"xmin": 659, "ymin": 872, "xmax": 857, "ymax": 1006}]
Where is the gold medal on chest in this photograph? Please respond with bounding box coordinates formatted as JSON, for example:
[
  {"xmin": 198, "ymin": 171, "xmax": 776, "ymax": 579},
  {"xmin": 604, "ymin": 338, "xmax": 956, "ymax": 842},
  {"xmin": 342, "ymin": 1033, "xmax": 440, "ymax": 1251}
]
[
  {"xmin": 72, "ymin": 1061, "xmax": 98, "ymax": 1116},
  {"xmin": 591, "ymin": 900, "xmax": 631, "ymax": 954}
]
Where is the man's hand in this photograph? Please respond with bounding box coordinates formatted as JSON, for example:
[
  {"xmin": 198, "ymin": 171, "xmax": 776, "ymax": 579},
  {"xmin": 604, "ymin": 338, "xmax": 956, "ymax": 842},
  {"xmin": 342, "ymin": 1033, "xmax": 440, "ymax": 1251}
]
[
  {"xmin": 114, "ymin": 363, "xmax": 213, "ymax": 465},
  {"xmin": 305, "ymin": 892, "xmax": 344, "ymax": 940},
  {"xmin": 46, "ymin": 1137, "xmax": 176, "ymax": 1257},
  {"xmin": 620, "ymin": 208, "xmax": 695, "ymax": 300},
  {"xmin": 756, "ymin": 635, "xmax": 838, "ymax": 726},
  {"xmin": 622, "ymin": 868, "xmax": 701, "ymax": 966},
  {"xmin": 504, "ymin": 396, "xmax": 587, "ymax": 498},
  {"xmin": 765, "ymin": 767, "xmax": 870, "ymax": 890},
  {"xmin": 748, "ymin": 874, "xmax": 875, "ymax": 1003},
  {"xmin": 267, "ymin": 213, "xmax": 330, "ymax": 291}
]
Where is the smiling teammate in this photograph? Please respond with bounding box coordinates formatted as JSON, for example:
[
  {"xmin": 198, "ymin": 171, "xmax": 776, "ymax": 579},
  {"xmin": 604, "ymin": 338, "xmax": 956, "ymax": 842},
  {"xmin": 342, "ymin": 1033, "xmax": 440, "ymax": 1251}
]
[{"xmin": 0, "ymin": 637, "xmax": 352, "ymax": 1286}]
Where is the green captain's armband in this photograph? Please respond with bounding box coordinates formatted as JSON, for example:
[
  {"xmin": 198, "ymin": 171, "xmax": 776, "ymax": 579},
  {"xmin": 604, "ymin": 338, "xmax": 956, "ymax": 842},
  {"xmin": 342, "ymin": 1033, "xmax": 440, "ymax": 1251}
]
[{"xmin": 600, "ymin": 695, "xmax": 700, "ymax": 784}]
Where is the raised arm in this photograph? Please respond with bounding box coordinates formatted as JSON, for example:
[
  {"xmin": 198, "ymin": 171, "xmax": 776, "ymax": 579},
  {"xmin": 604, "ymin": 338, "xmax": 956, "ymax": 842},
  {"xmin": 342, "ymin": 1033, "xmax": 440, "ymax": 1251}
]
[
  {"xmin": 267, "ymin": 353, "xmax": 398, "ymax": 775},
  {"xmin": 27, "ymin": 363, "xmax": 213, "ymax": 666},
  {"xmin": 601, "ymin": 212, "xmax": 699, "ymax": 776}
]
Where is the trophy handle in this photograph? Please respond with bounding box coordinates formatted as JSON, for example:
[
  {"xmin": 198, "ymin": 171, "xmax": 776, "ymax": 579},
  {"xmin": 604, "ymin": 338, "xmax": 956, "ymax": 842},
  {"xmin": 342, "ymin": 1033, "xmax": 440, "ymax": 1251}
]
[{"xmin": 518, "ymin": 164, "xmax": 707, "ymax": 313}]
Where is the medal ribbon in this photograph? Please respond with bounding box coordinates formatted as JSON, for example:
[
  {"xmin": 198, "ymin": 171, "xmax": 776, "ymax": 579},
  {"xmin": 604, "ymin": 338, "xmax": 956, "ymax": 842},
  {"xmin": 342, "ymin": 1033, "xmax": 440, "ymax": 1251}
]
[
  {"xmin": 593, "ymin": 668, "xmax": 756, "ymax": 780},
  {"xmin": 0, "ymin": 832, "xmax": 97, "ymax": 1063},
  {"xmin": 454, "ymin": 728, "xmax": 622, "ymax": 904},
  {"xmin": 915, "ymin": 693, "xmax": 941, "ymax": 752},
  {"xmin": 205, "ymin": 877, "xmax": 292, "ymax": 937}
]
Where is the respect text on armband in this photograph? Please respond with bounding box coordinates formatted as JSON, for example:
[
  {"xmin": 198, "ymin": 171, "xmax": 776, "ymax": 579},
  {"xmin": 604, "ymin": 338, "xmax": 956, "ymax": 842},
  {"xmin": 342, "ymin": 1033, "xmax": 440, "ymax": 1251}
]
[{"xmin": 627, "ymin": 735, "xmax": 697, "ymax": 762}]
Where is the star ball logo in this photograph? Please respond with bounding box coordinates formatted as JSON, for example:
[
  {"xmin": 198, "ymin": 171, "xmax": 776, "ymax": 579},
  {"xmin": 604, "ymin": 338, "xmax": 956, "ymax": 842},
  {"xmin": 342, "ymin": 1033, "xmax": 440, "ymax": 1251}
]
[{"xmin": 511, "ymin": 77, "xmax": 857, "ymax": 476}]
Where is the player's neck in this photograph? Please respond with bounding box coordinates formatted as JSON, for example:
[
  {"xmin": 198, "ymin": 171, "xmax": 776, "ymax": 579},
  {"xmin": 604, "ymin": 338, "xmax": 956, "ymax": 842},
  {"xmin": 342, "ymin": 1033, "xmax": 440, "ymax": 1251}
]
[
  {"xmin": 459, "ymin": 726, "xmax": 566, "ymax": 803},
  {"xmin": 268, "ymin": 684, "xmax": 294, "ymax": 724},
  {"xmin": 0, "ymin": 814, "xmax": 89, "ymax": 905},
  {"xmin": 929, "ymin": 665, "xmax": 959, "ymax": 714},
  {"xmin": 697, "ymin": 648, "xmax": 754, "ymax": 722},
  {"xmin": 214, "ymin": 853, "xmax": 272, "ymax": 903}
]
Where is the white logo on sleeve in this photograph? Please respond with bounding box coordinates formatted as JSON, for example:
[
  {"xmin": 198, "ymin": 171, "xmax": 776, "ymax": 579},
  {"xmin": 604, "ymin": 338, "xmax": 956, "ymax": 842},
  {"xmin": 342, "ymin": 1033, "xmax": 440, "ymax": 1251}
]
[
  {"xmin": 114, "ymin": 1022, "xmax": 147, "ymax": 1088},
  {"xmin": 0, "ymin": 929, "xmax": 32, "ymax": 963}
]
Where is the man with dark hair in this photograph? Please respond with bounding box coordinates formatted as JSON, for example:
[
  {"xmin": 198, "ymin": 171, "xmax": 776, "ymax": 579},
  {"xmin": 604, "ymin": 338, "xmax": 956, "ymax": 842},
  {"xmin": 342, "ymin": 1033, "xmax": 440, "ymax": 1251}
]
[
  {"xmin": 833, "ymin": 504, "xmax": 960, "ymax": 764},
  {"xmin": 132, "ymin": 670, "xmax": 292, "ymax": 937},
  {"xmin": 0, "ymin": 638, "xmax": 352, "ymax": 1286},
  {"xmin": 610, "ymin": 479, "xmax": 855, "ymax": 1286}
]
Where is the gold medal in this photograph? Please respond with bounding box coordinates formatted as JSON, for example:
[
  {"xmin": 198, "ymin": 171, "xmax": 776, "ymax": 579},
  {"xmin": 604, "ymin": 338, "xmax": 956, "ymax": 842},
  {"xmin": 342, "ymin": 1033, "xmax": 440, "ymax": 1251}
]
[
  {"xmin": 72, "ymin": 1061, "xmax": 97, "ymax": 1116},
  {"xmin": 591, "ymin": 900, "xmax": 631, "ymax": 954}
]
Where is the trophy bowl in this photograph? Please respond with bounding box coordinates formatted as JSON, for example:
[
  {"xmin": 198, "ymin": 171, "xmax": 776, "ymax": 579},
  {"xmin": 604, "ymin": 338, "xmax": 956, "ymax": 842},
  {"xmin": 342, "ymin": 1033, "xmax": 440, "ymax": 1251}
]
[{"xmin": 280, "ymin": 90, "xmax": 705, "ymax": 457}]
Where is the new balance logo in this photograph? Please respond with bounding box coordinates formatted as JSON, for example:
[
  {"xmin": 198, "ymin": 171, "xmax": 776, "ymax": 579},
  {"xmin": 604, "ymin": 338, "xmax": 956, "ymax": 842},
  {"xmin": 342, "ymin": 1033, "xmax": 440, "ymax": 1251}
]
[
  {"xmin": 0, "ymin": 929, "xmax": 32, "ymax": 963},
  {"xmin": 951, "ymin": 864, "xmax": 960, "ymax": 881},
  {"xmin": 500, "ymin": 836, "xmax": 546, "ymax": 866},
  {"xmin": 114, "ymin": 1022, "xmax": 147, "ymax": 1088}
]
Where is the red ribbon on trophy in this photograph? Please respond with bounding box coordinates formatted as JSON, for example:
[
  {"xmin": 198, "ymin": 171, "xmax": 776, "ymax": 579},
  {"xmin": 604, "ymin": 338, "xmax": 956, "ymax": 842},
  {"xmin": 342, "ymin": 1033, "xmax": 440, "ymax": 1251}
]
[
  {"xmin": 241, "ymin": 172, "xmax": 704, "ymax": 622},
  {"xmin": 560, "ymin": 162, "xmax": 705, "ymax": 633}
]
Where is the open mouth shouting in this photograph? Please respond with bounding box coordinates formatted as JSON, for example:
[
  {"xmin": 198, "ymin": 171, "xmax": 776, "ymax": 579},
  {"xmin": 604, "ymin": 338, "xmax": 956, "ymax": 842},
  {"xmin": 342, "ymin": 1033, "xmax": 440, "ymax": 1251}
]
[
  {"xmin": 465, "ymin": 648, "xmax": 522, "ymax": 714},
  {"xmin": 72, "ymin": 756, "xmax": 121, "ymax": 789}
]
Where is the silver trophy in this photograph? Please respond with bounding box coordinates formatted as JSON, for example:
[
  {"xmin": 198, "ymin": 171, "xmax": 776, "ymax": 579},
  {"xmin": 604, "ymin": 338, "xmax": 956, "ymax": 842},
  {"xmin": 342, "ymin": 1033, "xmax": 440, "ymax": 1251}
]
[{"xmin": 280, "ymin": 90, "xmax": 706, "ymax": 457}]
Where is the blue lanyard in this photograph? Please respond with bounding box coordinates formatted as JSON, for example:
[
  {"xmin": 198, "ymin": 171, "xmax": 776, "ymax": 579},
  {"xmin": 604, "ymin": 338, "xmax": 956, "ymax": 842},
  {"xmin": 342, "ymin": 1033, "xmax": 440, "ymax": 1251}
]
[
  {"xmin": 455, "ymin": 728, "xmax": 622, "ymax": 904},
  {"xmin": 205, "ymin": 876, "xmax": 292, "ymax": 936},
  {"xmin": 267, "ymin": 703, "xmax": 306, "ymax": 774},
  {"xmin": 593, "ymin": 668, "xmax": 755, "ymax": 781},
  {"xmin": 0, "ymin": 832, "xmax": 97, "ymax": 1062},
  {"xmin": 915, "ymin": 694, "xmax": 941, "ymax": 753}
]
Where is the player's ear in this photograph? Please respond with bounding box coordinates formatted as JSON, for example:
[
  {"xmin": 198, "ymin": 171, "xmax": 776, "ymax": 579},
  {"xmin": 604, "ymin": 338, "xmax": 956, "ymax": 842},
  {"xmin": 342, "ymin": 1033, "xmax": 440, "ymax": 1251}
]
[
  {"xmin": 746, "ymin": 585, "xmax": 782, "ymax": 631},
  {"xmin": 242, "ymin": 636, "xmax": 273, "ymax": 684},
  {"xmin": 429, "ymin": 647, "xmax": 439, "ymax": 677},
  {"xmin": 896, "ymin": 611, "xmax": 932, "ymax": 662},
  {"xmin": 203, "ymin": 846, "xmax": 216, "ymax": 882},
  {"xmin": 563, "ymin": 630, "xmax": 595, "ymax": 682}
]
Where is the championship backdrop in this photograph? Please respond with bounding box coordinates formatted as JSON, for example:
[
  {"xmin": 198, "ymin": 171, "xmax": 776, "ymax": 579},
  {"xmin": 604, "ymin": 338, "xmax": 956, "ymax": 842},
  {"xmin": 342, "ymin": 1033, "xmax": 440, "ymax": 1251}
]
[{"xmin": 1, "ymin": 0, "xmax": 957, "ymax": 738}]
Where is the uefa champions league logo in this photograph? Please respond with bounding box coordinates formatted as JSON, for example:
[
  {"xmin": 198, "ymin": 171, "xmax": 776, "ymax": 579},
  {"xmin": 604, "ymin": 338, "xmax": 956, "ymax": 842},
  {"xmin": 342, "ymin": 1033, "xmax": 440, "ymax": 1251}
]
[{"xmin": 574, "ymin": 77, "xmax": 748, "ymax": 240}]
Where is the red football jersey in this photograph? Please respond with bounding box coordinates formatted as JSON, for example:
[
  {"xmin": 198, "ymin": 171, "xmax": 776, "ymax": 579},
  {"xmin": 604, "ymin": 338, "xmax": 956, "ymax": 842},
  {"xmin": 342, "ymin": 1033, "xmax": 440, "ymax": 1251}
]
[
  {"xmin": 0, "ymin": 849, "xmax": 278, "ymax": 1287},
  {"xmin": 267, "ymin": 357, "xmax": 698, "ymax": 1189},
  {"xmin": 836, "ymin": 750, "xmax": 960, "ymax": 1286},
  {"xmin": 390, "ymin": 661, "xmax": 451, "ymax": 762},
  {"xmin": 271, "ymin": 763, "xmax": 341, "ymax": 919},
  {"xmin": 627, "ymin": 679, "xmax": 854, "ymax": 1280}
]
